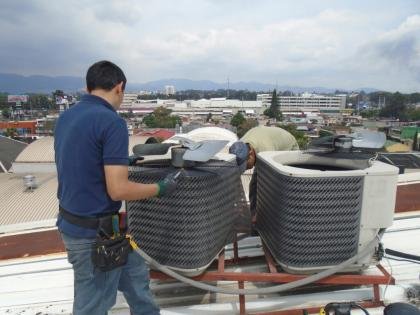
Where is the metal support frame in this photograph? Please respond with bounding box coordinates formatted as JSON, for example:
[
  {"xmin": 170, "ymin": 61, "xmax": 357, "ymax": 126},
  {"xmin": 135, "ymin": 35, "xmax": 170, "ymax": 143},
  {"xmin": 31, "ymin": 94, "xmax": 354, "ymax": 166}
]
[{"xmin": 149, "ymin": 240, "xmax": 395, "ymax": 315}]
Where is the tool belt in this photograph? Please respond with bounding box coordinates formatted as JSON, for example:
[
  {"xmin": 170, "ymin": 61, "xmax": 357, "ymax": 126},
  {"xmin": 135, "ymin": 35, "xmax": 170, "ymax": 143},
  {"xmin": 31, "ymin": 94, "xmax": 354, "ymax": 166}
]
[{"xmin": 59, "ymin": 206, "xmax": 132, "ymax": 271}]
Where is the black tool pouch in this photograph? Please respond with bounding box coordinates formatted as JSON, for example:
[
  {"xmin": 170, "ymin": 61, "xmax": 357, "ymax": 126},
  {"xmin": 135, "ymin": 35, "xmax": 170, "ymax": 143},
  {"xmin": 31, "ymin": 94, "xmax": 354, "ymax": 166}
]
[{"xmin": 91, "ymin": 236, "xmax": 132, "ymax": 272}]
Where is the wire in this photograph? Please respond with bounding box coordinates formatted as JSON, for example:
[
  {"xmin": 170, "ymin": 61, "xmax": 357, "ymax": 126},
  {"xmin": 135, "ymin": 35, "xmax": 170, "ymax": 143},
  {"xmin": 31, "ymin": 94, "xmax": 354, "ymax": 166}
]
[
  {"xmin": 368, "ymin": 152, "xmax": 379, "ymax": 165},
  {"xmin": 382, "ymin": 256, "xmax": 393, "ymax": 302},
  {"xmin": 352, "ymin": 303, "xmax": 370, "ymax": 315},
  {"xmin": 384, "ymin": 255, "xmax": 420, "ymax": 265}
]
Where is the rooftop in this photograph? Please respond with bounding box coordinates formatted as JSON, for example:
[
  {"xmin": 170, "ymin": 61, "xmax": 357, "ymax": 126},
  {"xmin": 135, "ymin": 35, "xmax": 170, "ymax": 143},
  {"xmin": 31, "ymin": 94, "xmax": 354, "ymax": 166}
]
[
  {"xmin": 0, "ymin": 172, "xmax": 57, "ymax": 234},
  {"xmin": 0, "ymin": 213, "xmax": 419, "ymax": 314},
  {"xmin": 0, "ymin": 136, "xmax": 27, "ymax": 172}
]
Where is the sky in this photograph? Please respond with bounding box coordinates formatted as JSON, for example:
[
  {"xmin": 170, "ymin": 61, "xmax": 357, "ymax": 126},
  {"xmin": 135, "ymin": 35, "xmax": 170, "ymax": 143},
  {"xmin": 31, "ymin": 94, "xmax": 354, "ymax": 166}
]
[{"xmin": 0, "ymin": 0, "xmax": 419, "ymax": 92}]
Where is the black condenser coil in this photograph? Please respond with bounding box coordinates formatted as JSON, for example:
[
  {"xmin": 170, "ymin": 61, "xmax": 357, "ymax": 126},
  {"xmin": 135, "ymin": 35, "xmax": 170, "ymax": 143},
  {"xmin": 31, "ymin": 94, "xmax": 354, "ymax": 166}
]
[{"xmin": 127, "ymin": 160, "xmax": 242, "ymax": 276}]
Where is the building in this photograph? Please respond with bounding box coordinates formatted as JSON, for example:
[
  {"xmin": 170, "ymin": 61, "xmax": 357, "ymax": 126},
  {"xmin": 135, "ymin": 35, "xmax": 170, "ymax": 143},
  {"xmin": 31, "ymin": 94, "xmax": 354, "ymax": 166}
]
[
  {"xmin": 119, "ymin": 97, "xmax": 263, "ymax": 120},
  {"xmin": 164, "ymin": 85, "xmax": 176, "ymax": 96},
  {"xmin": 256, "ymin": 93, "xmax": 272, "ymax": 108},
  {"xmin": 35, "ymin": 116, "xmax": 59, "ymax": 136},
  {"xmin": 0, "ymin": 121, "xmax": 37, "ymax": 135},
  {"xmin": 121, "ymin": 93, "xmax": 139, "ymax": 108},
  {"xmin": 279, "ymin": 93, "xmax": 346, "ymax": 115},
  {"xmin": 136, "ymin": 129, "xmax": 175, "ymax": 140}
]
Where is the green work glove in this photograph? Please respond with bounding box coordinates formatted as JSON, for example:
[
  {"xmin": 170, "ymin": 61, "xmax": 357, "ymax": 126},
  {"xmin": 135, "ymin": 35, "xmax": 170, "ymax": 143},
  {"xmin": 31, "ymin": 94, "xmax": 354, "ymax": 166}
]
[{"xmin": 157, "ymin": 171, "xmax": 181, "ymax": 197}]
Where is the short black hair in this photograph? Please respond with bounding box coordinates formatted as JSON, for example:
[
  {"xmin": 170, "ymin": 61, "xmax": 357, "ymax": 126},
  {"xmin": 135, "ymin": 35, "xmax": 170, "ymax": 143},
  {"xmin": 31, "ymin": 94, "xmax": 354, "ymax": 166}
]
[{"xmin": 86, "ymin": 60, "xmax": 127, "ymax": 93}]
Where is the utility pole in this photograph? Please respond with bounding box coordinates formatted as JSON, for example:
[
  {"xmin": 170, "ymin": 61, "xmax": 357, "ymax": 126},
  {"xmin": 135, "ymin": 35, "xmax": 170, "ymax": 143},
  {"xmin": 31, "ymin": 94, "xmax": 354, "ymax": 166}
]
[{"xmin": 227, "ymin": 76, "xmax": 230, "ymax": 99}]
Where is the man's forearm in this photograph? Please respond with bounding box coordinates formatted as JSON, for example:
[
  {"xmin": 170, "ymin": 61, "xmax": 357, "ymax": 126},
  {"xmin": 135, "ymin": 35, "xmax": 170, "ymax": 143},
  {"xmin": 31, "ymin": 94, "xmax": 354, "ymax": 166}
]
[{"xmin": 110, "ymin": 181, "xmax": 159, "ymax": 201}]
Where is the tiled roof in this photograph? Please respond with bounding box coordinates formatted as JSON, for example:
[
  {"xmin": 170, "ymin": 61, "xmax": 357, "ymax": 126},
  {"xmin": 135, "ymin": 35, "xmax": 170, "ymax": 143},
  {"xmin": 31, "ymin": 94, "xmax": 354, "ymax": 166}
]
[{"xmin": 136, "ymin": 129, "xmax": 175, "ymax": 140}]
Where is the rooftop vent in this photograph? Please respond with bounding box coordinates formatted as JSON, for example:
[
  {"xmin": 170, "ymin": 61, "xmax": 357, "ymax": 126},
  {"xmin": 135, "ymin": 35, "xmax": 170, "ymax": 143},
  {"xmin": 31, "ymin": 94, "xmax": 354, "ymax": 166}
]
[{"xmin": 23, "ymin": 174, "xmax": 37, "ymax": 190}]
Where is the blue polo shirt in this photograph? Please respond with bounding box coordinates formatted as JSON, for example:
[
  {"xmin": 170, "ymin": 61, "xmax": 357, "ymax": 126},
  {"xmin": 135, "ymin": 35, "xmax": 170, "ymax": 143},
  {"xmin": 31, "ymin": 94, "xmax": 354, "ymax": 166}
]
[{"xmin": 54, "ymin": 94, "xmax": 129, "ymax": 238}]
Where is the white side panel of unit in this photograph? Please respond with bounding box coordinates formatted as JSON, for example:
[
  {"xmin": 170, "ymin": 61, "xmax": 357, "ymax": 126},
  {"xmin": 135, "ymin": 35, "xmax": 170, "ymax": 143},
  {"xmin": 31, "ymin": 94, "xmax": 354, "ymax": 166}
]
[
  {"xmin": 360, "ymin": 173, "xmax": 398, "ymax": 229},
  {"xmin": 357, "ymin": 227, "xmax": 380, "ymax": 267}
]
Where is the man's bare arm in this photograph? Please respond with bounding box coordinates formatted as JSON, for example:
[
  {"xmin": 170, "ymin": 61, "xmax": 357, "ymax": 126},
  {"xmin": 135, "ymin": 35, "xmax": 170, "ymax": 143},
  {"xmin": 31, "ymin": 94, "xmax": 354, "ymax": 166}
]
[{"xmin": 104, "ymin": 165, "xmax": 159, "ymax": 201}]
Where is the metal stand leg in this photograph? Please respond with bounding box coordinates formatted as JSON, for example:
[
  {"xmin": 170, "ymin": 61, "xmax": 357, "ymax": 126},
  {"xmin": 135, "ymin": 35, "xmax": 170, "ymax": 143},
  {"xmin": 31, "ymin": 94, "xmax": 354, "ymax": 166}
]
[
  {"xmin": 239, "ymin": 281, "xmax": 246, "ymax": 315},
  {"xmin": 234, "ymin": 239, "xmax": 239, "ymax": 263}
]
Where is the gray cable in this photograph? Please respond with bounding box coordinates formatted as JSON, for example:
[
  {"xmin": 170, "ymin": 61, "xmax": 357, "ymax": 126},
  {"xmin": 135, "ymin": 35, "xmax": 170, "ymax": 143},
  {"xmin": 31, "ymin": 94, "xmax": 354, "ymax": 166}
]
[{"xmin": 134, "ymin": 236, "xmax": 379, "ymax": 295}]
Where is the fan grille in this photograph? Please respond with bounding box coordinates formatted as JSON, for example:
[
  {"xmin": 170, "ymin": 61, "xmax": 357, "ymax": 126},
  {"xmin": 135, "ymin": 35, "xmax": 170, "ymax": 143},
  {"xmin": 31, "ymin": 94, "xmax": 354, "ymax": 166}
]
[
  {"xmin": 256, "ymin": 158, "xmax": 363, "ymax": 270},
  {"xmin": 127, "ymin": 161, "xmax": 240, "ymax": 270}
]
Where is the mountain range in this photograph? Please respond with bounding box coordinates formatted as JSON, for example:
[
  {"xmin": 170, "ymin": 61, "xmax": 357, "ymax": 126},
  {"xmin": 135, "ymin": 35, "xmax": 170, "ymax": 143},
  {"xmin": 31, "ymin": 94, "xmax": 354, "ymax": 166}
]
[{"xmin": 0, "ymin": 73, "xmax": 378, "ymax": 94}]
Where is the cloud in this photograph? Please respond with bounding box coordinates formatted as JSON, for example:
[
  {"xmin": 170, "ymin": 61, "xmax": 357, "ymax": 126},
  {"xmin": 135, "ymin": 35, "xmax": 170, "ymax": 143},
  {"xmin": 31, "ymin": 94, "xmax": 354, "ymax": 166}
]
[
  {"xmin": 0, "ymin": 1, "xmax": 419, "ymax": 92},
  {"xmin": 354, "ymin": 15, "xmax": 420, "ymax": 90}
]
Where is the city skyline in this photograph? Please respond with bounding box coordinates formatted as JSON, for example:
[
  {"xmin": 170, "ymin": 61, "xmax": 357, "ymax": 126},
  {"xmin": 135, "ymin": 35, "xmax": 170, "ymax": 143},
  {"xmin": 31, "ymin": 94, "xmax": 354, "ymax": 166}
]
[{"xmin": 0, "ymin": 0, "xmax": 419, "ymax": 92}]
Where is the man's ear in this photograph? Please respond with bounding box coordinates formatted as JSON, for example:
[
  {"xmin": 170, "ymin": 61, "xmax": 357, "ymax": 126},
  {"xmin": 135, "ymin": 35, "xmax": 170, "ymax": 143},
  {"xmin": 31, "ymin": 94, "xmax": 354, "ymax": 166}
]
[
  {"xmin": 116, "ymin": 82, "xmax": 124, "ymax": 94},
  {"xmin": 248, "ymin": 146, "xmax": 255, "ymax": 159},
  {"xmin": 112, "ymin": 81, "xmax": 124, "ymax": 96}
]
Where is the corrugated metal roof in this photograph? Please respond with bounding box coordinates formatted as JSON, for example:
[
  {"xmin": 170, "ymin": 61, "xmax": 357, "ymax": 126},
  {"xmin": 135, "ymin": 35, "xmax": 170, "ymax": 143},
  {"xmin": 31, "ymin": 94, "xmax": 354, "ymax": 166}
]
[
  {"xmin": 0, "ymin": 136, "xmax": 27, "ymax": 171},
  {"xmin": 0, "ymin": 173, "xmax": 58, "ymax": 232},
  {"xmin": 14, "ymin": 136, "xmax": 155, "ymax": 164},
  {"xmin": 14, "ymin": 137, "xmax": 54, "ymax": 163}
]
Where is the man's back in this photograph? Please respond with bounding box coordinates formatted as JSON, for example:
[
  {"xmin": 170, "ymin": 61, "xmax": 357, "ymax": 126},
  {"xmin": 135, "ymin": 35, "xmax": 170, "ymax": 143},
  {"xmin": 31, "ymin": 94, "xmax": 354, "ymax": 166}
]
[
  {"xmin": 241, "ymin": 126, "xmax": 299, "ymax": 153},
  {"xmin": 54, "ymin": 94, "xmax": 129, "ymax": 237}
]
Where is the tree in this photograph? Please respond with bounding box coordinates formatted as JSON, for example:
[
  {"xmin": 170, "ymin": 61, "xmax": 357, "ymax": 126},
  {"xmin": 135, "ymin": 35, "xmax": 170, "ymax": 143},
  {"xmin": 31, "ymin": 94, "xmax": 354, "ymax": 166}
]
[
  {"xmin": 264, "ymin": 89, "xmax": 282, "ymax": 121},
  {"xmin": 406, "ymin": 107, "xmax": 420, "ymax": 121},
  {"xmin": 360, "ymin": 108, "xmax": 380, "ymax": 119},
  {"xmin": 380, "ymin": 92, "xmax": 407, "ymax": 119},
  {"xmin": 279, "ymin": 124, "xmax": 309, "ymax": 149},
  {"xmin": 1, "ymin": 108, "xmax": 10, "ymax": 119},
  {"xmin": 237, "ymin": 118, "xmax": 258, "ymax": 138},
  {"xmin": 0, "ymin": 93, "xmax": 8, "ymax": 109},
  {"xmin": 230, "ymin": 112, "xmax": 246, "ymax": 127},
  {"xmin": 4, "ymin": 128, "xmax": 18, "ymax": 138},
  {"xmin": 281, "ymin": 90, "xmax": 293, "ymax": 96},
  {"xmin": 142, "ymin": 106, "xmax": 182, "ymax": 128},
  {"xmin": 28, "ymin": 94, "xmax": 53, "ymax": 110},
  {"xmin": 142, "ymin": 114, "xmax": 157, "ymax": 128}
]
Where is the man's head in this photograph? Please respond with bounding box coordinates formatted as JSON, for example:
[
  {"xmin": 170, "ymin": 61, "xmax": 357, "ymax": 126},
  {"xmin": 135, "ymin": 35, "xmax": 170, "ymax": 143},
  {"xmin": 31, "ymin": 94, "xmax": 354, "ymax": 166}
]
[
  {"xmin": 86, "ymin": 60, "xmax": 126, "ymax": 109},
  {"xmin": 229, "ymin": 141, "xmax": 256, "ymax": 172}
]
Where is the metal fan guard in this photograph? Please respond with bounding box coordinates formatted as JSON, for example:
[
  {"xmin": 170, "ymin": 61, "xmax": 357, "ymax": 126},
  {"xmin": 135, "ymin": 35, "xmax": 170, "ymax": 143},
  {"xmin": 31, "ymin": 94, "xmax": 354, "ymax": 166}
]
[
  {"xmin": 127, "ymin": 160, "xmax": 242, "ymax": 275},
  {"xmin": 256, "ymin": 158, "xmax": 363, "ymax": 273}
]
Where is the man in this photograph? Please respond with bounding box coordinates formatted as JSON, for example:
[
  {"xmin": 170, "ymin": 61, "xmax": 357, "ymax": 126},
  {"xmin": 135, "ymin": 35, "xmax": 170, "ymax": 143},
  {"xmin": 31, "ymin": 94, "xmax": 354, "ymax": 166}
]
[
  {"xmin": 55, "ymin": 61, "xmax": 175, "ymax": 315},
  {"xmin": 229, "ymin": 126, "xmax": 299, "ymax": 217}
]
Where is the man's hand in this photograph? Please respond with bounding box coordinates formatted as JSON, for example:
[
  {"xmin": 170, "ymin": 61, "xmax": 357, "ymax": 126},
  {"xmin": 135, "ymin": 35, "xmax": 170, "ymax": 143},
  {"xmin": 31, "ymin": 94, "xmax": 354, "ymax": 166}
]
[{"xmin": 157, "ymin": 171, "xmax": 181, "ymax": 197}]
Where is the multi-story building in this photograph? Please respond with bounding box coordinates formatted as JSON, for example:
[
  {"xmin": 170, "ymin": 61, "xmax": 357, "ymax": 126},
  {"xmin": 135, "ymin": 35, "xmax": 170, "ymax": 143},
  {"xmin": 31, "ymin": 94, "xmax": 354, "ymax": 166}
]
[
  {"xmin": 121, "ymin": 93, "xmax": 139, "ymax": 108},
  {"xmin": 279, "ymin": 93, "xmax": 346, "ymax": 115},
  {"xmin": 119, "ymin": 96, "xmax": 263, "ymax": 119},
  {"xmin": 164, "ymin": 85, "xmax": 176, "ymax": 96},
  {"xmin": 256, "ymin": 94, "xmax": 272, "ymax": 108}
]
